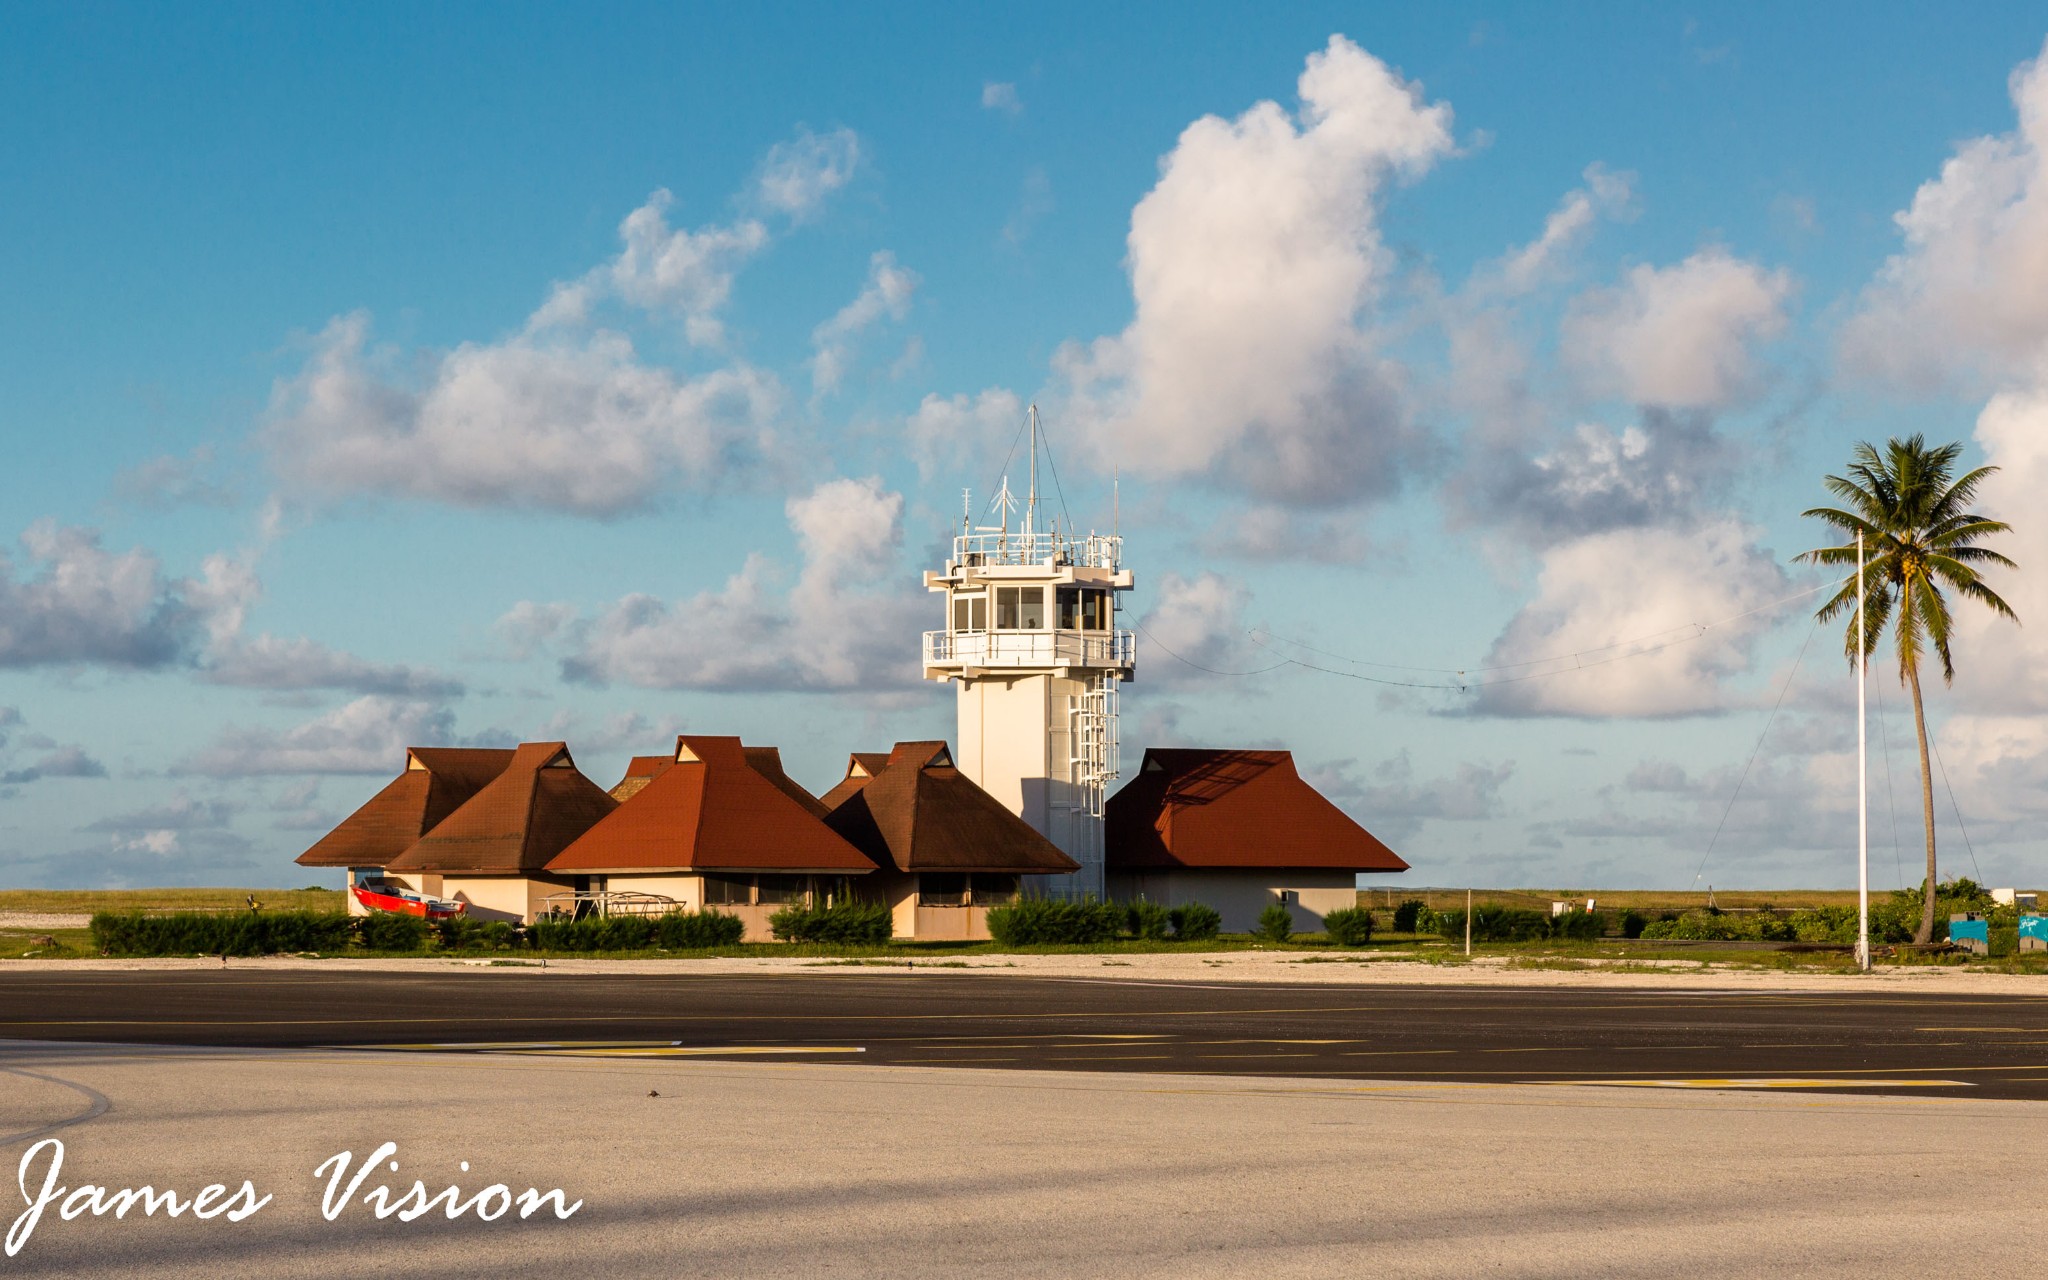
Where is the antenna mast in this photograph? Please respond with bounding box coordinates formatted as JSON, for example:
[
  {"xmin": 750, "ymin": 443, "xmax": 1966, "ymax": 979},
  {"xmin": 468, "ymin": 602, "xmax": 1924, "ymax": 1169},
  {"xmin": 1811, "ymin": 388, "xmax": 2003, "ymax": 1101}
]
[{"xmin": 1025, "ymin": 404, "xmax": 1040, "ymax": 539}]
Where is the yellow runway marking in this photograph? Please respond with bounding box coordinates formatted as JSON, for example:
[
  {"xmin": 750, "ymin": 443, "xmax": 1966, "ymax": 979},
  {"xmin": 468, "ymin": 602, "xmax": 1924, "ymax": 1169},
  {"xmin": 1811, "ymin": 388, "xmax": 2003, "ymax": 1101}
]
[{"xmin": 357, "ymin": 1041, "xmax": 865, "ymax": 1057}]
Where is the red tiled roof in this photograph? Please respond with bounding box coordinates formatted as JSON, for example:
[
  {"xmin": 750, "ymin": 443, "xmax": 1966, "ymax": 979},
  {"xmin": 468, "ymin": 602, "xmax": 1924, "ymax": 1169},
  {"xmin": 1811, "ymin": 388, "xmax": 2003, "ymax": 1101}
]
[
  {"xmin": 1106, "ymin": 748, "xmax": 1408, "ymax": 873},
  {"xmin": 818, "ymin": 751, "xmax": 893, "ymax": 810},
  {"xmin": 743, "ymin": 746, "xmax": 829, "ymax": 819},
  {"xmin": 295, "ymin": 747, "xmax": 515, "ymax": 868},
  {"xmin": 385, "ymin": 742, "xmax": 618, "ymax": 875},
  {"xmin": 609, "ymin": 755, "xmax": 675, "ymax": 803},
  {"xmin": 546, "ymin": 735, "xmax": 874, "ymax": 874},
  {"xmin": 825, "ymin": 742, "xmax": 1079, "ymax": 875}
]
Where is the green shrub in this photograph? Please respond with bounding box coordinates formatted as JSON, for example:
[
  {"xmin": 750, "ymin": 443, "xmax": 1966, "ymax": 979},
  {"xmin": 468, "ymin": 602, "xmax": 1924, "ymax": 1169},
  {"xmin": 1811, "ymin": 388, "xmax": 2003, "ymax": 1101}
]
[
  {"xmin": 357, "ymin": 911, "xmax": 431, "ymax": 952},
  {"xmin": 654, "ymin": 909, "xmax": 747, "ymax": 948},
  {"xmin": 1168, "ymin": 902, "xmax": 1221, "ymax": 940},
  {"xmin": 1547, "ymin": 910, "xmax": 1605, "ymax": 941},
  {"xmin": 1424, "ymin": 907, "xmax": 1550, "ymax": 943},
  {"xmin": 90, "ymin": 910, "xmax": 355, "ymax": 957},
  {"xmin": 1618, "ymin": 910, "xmax": 1648, "ymax": 939},
  {"xmin": 529, "ymin": 914, "xmax": 654, "ymax": 951},
  {"xmin": 1256, "ymin": 902, "xmax": 1294, "ymax": 943},
  {"xmin": 1391, "ymin": 899, "xmax": 1426, "ymax": 933},
  {"xmin": 434, "ymin": 917, "xmax": 519, "ymax": 950},
  {"xmin": 1126, "ymin": 900, "xmax": 1172, "ymax": 940},
  {"xmin": 985, "ymin": 897, "xmax": 1127, "ymax": 945},
  {"xmin": 1321, "ymin": 906, "xmax": 1374, "ymax": 946},
  {"xmin": 768, "ymin": 900, "xmax": 890, "ymax": 945}
]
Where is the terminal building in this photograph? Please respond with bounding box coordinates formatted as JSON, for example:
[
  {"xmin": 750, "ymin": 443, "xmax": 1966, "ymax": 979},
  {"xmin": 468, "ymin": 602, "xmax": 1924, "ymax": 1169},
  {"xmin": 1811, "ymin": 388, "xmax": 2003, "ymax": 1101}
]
[{"xmin": 298, "ymin": 408, "xmax": 1405, "ymax": 935}]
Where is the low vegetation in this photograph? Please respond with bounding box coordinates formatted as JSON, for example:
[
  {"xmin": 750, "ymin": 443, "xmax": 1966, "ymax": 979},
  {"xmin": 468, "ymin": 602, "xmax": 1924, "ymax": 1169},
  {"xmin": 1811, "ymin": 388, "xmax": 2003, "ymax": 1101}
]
[
  {"xmin": 985, "ymin": 898, "xmax": 1223, "ymax": 945},
  {"xmin": 1320, "ymin": 906, "xmax": 1374, "ymax": 946},
  {"xmin": 769, "ymin": 900, "xmax": 893, "ymax": 945}
]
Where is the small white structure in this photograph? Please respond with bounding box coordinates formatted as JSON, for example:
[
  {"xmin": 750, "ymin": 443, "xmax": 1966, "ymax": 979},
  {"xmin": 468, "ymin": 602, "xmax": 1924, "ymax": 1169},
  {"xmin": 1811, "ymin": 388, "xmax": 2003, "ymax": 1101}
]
[
  {"xmin": 922, "ymin": 407, "xmax": 1135, "ymax": 897},
  {"xmin": 1992, "ymin": 888, "xmax": 2039, "ymax": 908}
]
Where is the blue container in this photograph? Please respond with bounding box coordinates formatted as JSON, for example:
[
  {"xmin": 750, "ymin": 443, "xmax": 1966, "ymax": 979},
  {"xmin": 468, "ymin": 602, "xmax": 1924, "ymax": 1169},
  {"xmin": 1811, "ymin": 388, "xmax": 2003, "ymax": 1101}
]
[
  {"xmin": 1951, "ymin": 913, "xmax": 1990, "ymax": 956},
  {"xmin": 2020, "ymin": 914, "xmax": 2047, "ymax": 953}
]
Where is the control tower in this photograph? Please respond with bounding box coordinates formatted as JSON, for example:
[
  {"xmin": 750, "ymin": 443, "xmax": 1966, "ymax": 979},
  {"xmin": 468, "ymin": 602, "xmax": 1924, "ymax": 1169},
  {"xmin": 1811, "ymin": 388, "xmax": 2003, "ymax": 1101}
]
[{"xmin": 921, "ymin": 407, "xmax": 1135, "ymax": 897}]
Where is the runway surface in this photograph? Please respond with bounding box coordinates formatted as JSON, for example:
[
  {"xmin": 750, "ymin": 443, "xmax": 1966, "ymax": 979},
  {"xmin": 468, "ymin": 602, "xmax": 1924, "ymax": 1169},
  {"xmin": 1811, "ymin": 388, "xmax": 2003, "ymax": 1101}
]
[{"xmin": 4, "ymin": 969, "xmax": 2048, "ymax": 1098}]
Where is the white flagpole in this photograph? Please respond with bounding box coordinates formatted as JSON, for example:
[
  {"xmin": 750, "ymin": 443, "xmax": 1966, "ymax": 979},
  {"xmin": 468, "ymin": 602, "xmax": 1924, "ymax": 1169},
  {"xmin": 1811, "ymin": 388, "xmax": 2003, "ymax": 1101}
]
[{"xmin": 1858, "ymin": 530, "xmax": 1871, "ymax": 972}]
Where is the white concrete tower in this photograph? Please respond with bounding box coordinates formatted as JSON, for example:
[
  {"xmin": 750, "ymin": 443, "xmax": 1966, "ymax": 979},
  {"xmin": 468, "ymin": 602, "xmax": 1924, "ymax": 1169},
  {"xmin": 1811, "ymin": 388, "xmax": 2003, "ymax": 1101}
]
[{"xmin": 922, "ymin": 407, "xmax": 1135, "ymax": 898}]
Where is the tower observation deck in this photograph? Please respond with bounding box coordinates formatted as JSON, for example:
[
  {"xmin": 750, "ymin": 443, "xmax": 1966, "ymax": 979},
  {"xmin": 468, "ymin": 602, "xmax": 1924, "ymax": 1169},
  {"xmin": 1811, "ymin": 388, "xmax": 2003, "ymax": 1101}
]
[{"xmin": 922, "ymin": 408, "xmax": 1135, "ymax": 898}]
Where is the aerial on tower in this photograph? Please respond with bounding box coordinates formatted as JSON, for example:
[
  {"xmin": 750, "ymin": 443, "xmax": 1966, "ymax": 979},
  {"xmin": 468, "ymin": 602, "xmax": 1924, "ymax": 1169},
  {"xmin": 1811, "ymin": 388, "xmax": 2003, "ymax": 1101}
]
[{"xmin": 921, "ymin": 406, "xmax": 1136, "ymax": 898}]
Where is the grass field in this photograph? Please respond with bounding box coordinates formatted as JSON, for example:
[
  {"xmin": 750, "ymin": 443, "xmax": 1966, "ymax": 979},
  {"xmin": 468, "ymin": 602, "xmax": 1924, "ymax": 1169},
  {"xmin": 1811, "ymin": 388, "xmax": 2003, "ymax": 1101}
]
[
  {"xmin": 1356, "ymin": 888, "xmax": 1869, "ymax": 913},
  {"xmin": 0, "ymin": 887, "xmax": 344, "ymax": 914}
]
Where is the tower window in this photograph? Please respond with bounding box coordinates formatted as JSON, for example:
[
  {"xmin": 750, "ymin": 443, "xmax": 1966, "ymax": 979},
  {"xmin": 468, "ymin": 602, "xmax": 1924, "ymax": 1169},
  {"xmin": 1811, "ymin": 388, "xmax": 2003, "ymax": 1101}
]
[
  {"xmin": 995, "ymin": 585, "xmax": 1045, "ymax": 629},
  {"xmin": 1058, "ymin": 588, "xmax": 1109, "ymax": 631},
  {"xmin": 952, "ymin": 593, "xmax": 986, "ymax": 632}
]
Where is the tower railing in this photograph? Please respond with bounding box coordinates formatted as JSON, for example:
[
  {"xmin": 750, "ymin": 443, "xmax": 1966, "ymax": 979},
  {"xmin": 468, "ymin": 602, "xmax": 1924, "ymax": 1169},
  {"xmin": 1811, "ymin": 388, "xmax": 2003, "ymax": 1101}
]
[
  {"xmin": 924, "ymin": 629, "xmax": 1135, "ymax": 668},
  {"xmin": 948, "ymin": 531, "xmax": 1122, "ymax": 572}
]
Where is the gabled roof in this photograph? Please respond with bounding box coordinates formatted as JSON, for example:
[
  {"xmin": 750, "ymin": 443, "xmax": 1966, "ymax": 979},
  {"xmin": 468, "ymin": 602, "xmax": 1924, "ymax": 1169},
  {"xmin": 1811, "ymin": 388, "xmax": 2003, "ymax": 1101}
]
[
  {"xmin": 546, "ymin": 735, "xmax": 873, "ymax": 874},
  {"xmin": 609, "ymin": 755, "xmax": 675, "ymax": 803},
  {"xmin": 825, "ymin": 741, "xmax": 1079, "ymax": 875},
  {"xmin": 819, "ymin": 751, "xmax": 895, "ymax": 810},
  {"xmin": 385, "ymin": 742, "xmax": 617, "ymax": 875},
  {"xmin": 1106, "ymin": 748, "xmax": 1408, "ymax": 873},
  {"xmin": 296, "ymin": 747, "xmax": 515, "ymax": 868}
]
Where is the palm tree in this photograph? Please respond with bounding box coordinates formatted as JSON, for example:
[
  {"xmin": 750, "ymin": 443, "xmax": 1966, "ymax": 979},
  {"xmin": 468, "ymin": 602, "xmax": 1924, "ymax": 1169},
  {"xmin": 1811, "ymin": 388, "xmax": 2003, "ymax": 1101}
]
[{"xmin": 1799, "ymin": 435, "xmax": 2018, "ymax": 944}]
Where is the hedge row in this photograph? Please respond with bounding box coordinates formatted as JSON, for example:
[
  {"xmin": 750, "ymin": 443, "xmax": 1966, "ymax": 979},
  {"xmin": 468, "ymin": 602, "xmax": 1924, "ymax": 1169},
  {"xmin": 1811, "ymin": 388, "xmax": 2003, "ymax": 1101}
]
[
  {"xmin": 90, "ymin": 908, "xmax": 745, "ymax": 956},
  {"xmin": 769, "ymin": 900, "xmax": 893, "ymax": 945},
  {"xmin": 984, "ymin": 898, "xmax": 1222, "ymax": 945}
]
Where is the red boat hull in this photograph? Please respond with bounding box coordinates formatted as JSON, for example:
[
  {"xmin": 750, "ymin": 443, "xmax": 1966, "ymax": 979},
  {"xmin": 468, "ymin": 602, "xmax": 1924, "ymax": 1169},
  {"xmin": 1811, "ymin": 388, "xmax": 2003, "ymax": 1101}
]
[{"xmin": 352, "ymin": 884, "xmax": 466, "ymax": 920}]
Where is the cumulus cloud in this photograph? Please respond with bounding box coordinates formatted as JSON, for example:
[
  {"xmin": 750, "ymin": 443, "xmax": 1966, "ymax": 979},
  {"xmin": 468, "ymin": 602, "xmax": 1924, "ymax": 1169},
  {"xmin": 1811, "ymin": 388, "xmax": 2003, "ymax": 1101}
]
[
  {"xmin": 981, "ymin": 82, "xmax": 1022, "ymax": 116},
  {"xmin": 1841, "ymin": 37, "xmax": 2048, "ymax": 390},
  {"xmin": 0, "ymin": 521, "xmax": 198, "ymax": 669},
  {"xmin": 811, "ymin": 251, "xmax": 919, "ymax": 395},
  {"xmin": 180, "ymin": 696, "xmax": 470, "ymax": 777},
  {"xmin": 1492, "ymin": 164, "xmax": 1636, "ymax": 294},
  {"xmin": 1473, "ymin": 519, "xmax": 1791, "ymax": 718},
  {"xmin": 1461, "ymin": 410, "xmax": 1732, "ymax": 545},
  {"xmin": 752, "ymin": 126, "xmax": 862, "ymax": 220},
  {"xmin": 262, "ymin": 312, "xmax": 782, "ymax": 517},
  {"xmin": 1561, "ymin": 249, "xmax": 1792, "ymax": 410},
  {"xmin": 1053, "ymin": 35, "xmax": 1452, "ymax": 506},
  {"xmin": 511, "ymin": 477, "xmax": 924, "ymax": 693},
  {"xmin": 84, "ymin": 795, "xmax": 238, "ymax": 832},
  {"xmin": 0, "ymin": 745, "xmax": 109, "ymax": 785},
  {"xmin": 200, "ymin": 634, "xmax": 465, "ymax": 699},
  {"xmin": 1132, "ymin": 571, "xmax": 1259, "ymax": 687},
  {"xmin": 531, "ymin": 190, "xmax": 769, "ymax": 343},
  {"xmin": 905, "ymin": 387, "xmax": 1023, "ymax": 479},
  {"xmin": 112, "ymin": 446, "xmax": 237, "ymax": 510}
]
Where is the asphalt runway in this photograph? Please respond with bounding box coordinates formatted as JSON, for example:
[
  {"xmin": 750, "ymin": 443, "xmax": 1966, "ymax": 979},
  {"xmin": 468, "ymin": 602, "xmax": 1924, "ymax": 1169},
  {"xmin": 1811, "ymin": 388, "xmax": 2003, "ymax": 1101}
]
[{"xmin": 4, "ymin": 970, "xmax": 2048, "ymax": 1098}]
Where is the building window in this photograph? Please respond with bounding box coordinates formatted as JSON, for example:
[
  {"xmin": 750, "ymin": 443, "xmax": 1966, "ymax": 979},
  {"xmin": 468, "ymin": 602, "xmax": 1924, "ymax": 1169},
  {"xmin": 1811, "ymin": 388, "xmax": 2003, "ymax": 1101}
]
[
  {"xmin": 1059, "ymin": 587, "xmax": 1110, "ymax": 630},
  {"xmin": 703, "ymin": 874, "xmax": 751, "ymax": 906},
  {"xmin": 970, "ymin": 874, "xmax": 1019, "ymax": 905},
  {"xmin": 952, "ymin": 593, "xmax": 986, "ymax": 633},
  {"xmin": 757, "ymin": 875, "xmax": 808, "ymax": 906},
  {"xmin": 920, "ymin": 873, "xmax": 969, "ymax": 906},
  {"xmin": 995, "ymin": 585, "xmax": 1045, "ymax": 630}
]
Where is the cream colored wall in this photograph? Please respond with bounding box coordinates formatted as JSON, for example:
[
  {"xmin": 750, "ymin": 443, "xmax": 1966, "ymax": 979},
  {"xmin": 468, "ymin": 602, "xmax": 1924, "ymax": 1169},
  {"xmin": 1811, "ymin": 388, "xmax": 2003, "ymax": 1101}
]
[
  {"xmin": 440, "ymin": 876, "xmax": 573, "ymax": 924},
  {"xmin": 604, "ymin": 875, "xmax": 703, "ymax": 911},
  {"xmin": 1109, "ymin": 870, "xmax": 1360, "ymax": 934},
  {"xmin": 956, "ymin": 671, "xmax": 1103, "ymax": 896}
]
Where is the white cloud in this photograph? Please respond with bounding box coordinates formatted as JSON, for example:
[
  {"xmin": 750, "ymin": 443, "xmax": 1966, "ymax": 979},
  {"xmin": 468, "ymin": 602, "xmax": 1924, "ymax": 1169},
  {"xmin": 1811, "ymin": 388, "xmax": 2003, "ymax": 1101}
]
[
  {"xmin": 1475, "ymin": 519, "xmax": 1791, "ymax": 718},
  {"xmin": 0, "ymin": 744, "xmax": 109, "ymax": 785},
  {"xmin": 981, "ymin": 82, "xmax": 1022, "ymax": 116},
  {"xmin": 1054, "ymin": 34, "xmax": 1452, "ymax": 506},
  {"xmin": 905, "ymin": 387, "xmax": 1023, "ymax": 479},
  {"xmin": 0, "ymin": 521, "xmax": 195, "ymax": 669},
  {"xmin": 517, "ymin": 477, "xmax": 924, "ymax": 693},
  {"xmin": 1305, "ymin": 751, "xmax": 1515, "ymax": 843},
  {"xmin": 180, "ymin": 696, "xmax": 467, "ymax": 777},
  {"xmin": 1562, "ymin": 249, "xmax": 1792, "ymax": 410},
  {"xmin": 811, "ymin": 251, "xmax": 919, "ymax": 395},
  {"xmin": 263, "ymin": 312, "xmax": 782, "ymax": 516},
  {"xmin": 1134, "ymin": 571, "xmax": 1258, "ymax": 687},
  {"xmin": 1841, "ymin": 37, "xmax": 2048, "ymax": 389},
  {"xmin": 752, "ymin": 126, "xmax": 862, "ymax": 220},
  {"xmin": 200, "ymin": 634, "xmax": 465, "ymax": 699},
  {"xmin": 1493, "ymin": 164, "xmax": 1636, "ymax": 294}
]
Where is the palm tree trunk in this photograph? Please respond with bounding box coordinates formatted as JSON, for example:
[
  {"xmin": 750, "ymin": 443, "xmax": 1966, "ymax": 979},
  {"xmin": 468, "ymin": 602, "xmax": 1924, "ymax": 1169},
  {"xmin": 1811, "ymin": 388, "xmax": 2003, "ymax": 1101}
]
[{"xmin": 1907, "ymin": 662, "xmax": 1939, "ymax": 945}]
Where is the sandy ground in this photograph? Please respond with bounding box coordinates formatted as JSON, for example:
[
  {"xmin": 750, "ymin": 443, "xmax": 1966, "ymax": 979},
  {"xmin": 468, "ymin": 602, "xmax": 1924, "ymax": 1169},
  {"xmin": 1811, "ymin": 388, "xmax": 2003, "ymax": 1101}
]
[
  {"xmin": 0, "ymin": 1038, "xmax": 2031, "ymax": 1279},
  {"xmin": 0, "ymin": 913, "xmax": 90, "ymax": 931},
  {"xmin": 3, "ymin": 947, "xmax": 2043, "ymax": 992}
]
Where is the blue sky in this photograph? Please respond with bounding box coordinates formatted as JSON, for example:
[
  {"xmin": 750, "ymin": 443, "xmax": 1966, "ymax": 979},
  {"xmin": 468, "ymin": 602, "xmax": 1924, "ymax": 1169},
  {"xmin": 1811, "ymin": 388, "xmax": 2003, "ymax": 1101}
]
[{"xmin": 7, "ymin": 2, "xmax": 2048, "ymax": 891}]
